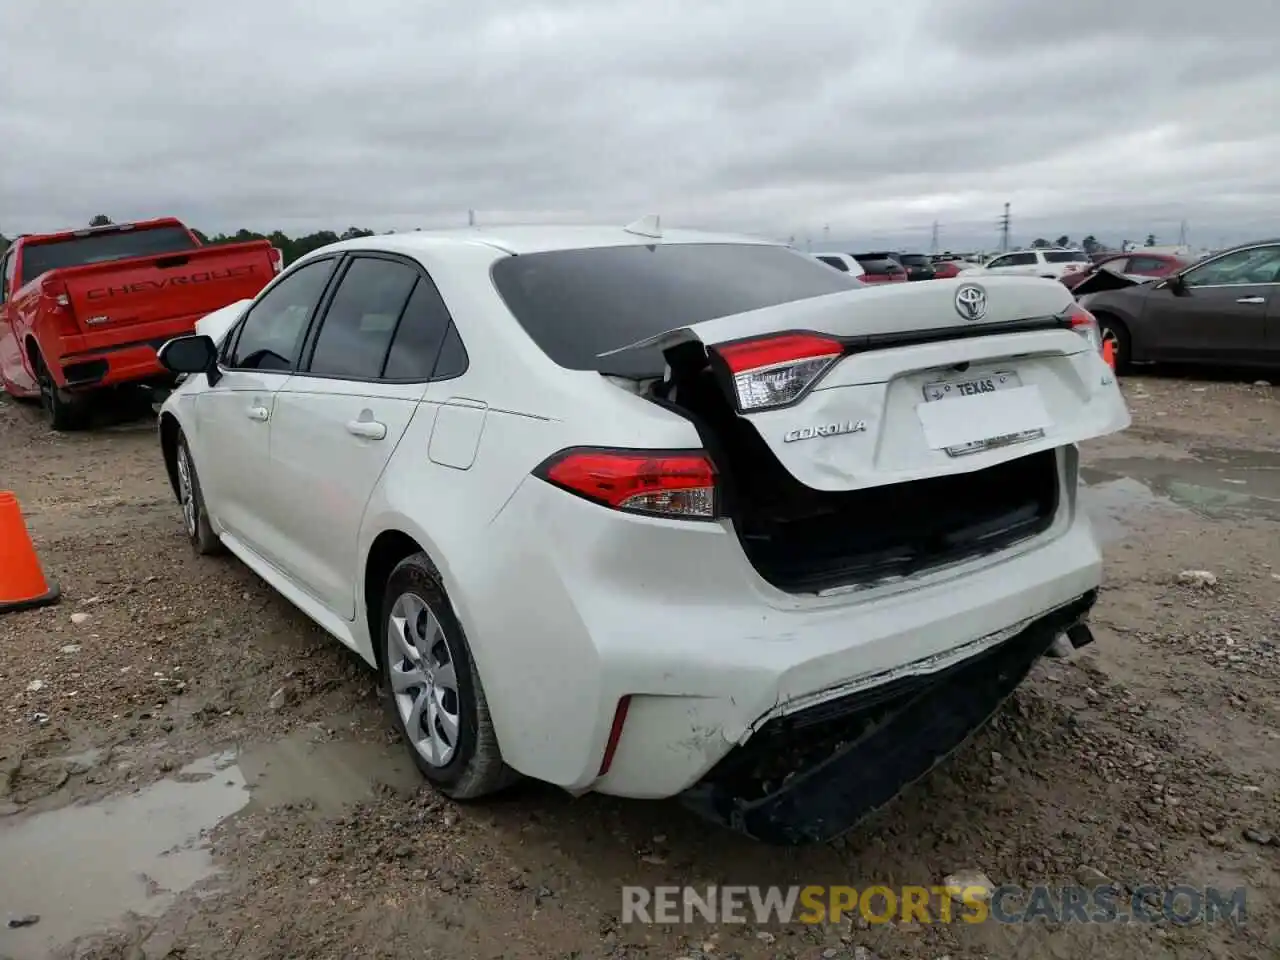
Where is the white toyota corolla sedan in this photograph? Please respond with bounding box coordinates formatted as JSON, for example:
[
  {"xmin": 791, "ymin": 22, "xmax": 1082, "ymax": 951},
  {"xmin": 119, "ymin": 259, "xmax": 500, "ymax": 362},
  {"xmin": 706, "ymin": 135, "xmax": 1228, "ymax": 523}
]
[{"xmin": 156, "ymin": 221, "xmax": 1129, "ymax": 843}]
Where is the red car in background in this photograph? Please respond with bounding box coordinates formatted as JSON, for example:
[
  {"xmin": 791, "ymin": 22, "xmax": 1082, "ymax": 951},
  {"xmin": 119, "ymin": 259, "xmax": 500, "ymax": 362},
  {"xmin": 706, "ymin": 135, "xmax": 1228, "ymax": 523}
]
[
  {"xmin": 1061, "ymin": 252, "xmax": 1189, "ymax": 292},
  {"xmin": 851, "ymin": 254, "xmax": 908, "ymax": 283},
  {"xmin": 930, "ymin": 260, "xmax": 965, "ymax": 279}
]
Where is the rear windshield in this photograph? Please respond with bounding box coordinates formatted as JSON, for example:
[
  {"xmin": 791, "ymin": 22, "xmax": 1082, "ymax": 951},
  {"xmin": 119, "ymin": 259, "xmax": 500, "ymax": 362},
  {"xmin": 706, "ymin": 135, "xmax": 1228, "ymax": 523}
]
[
  {"xmin": 490, "ymin": 243, "xmax": 860, "ymax": 375},
  {"xmin": 857, "ymin": 258, "xmax": 902, "ymax": 274},
  {"xmin": 1043, "ymin": 250, "xmax": 1089, "ymax": 263},
  {"xmin": 898, "ymin": 254, "xmax": 931, "ymax": 267},
  {"xmin": 21, "ymin": 225, "xmax": 198, "ymax": 285}
]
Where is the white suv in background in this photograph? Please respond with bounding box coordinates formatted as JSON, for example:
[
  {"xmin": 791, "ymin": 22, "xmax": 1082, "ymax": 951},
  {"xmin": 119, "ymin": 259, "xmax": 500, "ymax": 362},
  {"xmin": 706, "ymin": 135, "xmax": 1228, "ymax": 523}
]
[
  {"xmin": 811, "ymin": 252, "xmax": 866, "ymax": 279},
  {"xmin": 966, "ymin": 248, "xmax": 1092, "ymax": 281}
]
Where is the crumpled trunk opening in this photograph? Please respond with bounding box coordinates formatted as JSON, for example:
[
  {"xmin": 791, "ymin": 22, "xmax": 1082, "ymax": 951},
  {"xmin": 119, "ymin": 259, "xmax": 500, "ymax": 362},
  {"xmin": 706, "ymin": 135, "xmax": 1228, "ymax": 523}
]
[
  {"xmin": 679, "ymin": 591, "xmax": 1097, "ymax": 845},
  {"xmin": 653, "ymin": 347, "xmax": 1061, "ymax": 594}
]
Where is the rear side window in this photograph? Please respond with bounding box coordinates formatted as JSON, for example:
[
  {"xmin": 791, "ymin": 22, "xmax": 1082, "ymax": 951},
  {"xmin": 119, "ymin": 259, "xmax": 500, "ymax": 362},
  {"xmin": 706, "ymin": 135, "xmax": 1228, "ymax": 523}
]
[
  {"xmin": 307, "ymin": 257, "xmax": 418, "ymax": 380},
  {"xmin": 490, "ymin": 243, "xmax": 855, "ymax": 373},
  {"xmin": 382, "ymin": 274, "xmax": 456, "ymax": 380},
  {"xmin": 20, "ymin": 226, "xmax": 197, "ymax": 285},
  {"xmin": 1043, "ymin": 251, "xmax": 1089, "ymax": 263}
]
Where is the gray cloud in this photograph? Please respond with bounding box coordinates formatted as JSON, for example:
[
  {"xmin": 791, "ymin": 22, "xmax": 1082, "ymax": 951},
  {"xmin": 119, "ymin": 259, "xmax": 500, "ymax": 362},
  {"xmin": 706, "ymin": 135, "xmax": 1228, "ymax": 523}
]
[{"xmin": 2, "ymin": 0, "xmax": 1277, "ymax": 251}]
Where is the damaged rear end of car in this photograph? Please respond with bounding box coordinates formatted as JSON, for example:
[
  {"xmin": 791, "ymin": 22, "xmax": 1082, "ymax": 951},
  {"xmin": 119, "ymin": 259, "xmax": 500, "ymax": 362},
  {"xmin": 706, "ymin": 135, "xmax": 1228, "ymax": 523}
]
[{"xmin": 491, "ymin": 241, "xmax": 1129, "ymax": 844}]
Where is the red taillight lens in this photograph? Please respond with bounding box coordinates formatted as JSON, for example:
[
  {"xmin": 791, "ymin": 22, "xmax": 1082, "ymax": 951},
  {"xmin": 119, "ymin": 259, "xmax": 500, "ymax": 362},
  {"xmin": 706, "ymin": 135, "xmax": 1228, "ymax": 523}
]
[
  {"xmin": 598, "ymin": 695, "xmax": 632, "ymax": 776},
  {"xmin": 711, "ymin": 332, "xmax": 844, "ymax": 412},
  {"xmin": 1066, "ymin": 303, "xmax": 1103, "ymax": 354},
  {"xmin": 269, "ymin": 247, "xmax": 284, "ymax": 274},
  {"xmin": 535, "ymin": 447, "xmax": 718, "ymax": 520}
]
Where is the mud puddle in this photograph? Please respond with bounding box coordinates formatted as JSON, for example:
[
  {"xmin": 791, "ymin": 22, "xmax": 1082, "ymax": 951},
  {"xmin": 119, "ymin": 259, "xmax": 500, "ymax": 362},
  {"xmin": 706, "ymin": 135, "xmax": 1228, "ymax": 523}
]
[
  {"xmin": 0, "ymin": 730, "xmax": 419, "ymax": 959},
  {"xmin": 1081, "ymin": 443, "xmax": 1280, "ymax": 538}
]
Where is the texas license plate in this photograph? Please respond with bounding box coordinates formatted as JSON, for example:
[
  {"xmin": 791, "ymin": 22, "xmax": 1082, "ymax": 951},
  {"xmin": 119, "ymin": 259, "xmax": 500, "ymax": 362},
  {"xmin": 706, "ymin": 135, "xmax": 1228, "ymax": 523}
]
[{"xmin": 921, "ymin": 370, "xmax": 1045, "ymax": 456}]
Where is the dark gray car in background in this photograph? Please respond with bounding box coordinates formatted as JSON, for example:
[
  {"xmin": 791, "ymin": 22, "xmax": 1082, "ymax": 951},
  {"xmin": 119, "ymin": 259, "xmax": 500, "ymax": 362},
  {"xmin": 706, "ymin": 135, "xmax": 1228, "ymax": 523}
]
[{"xmin": 1076, "ymin": 239, "xmax": 1280, "ymax": 370}]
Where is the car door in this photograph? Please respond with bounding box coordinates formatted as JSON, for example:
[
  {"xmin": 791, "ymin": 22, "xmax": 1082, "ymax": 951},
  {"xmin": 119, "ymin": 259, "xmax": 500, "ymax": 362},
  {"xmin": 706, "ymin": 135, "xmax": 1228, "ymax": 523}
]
[
  {"xmin": 196, "ymin": 256, "xmax": 339, "ymax": 557},
  {"xmin": 1143, "ymin": 244, "xmax": 1280, "ymax": 362},
  {"xmin": 266, "ymin": 254, "xmax": 461, "ymax": 619}
]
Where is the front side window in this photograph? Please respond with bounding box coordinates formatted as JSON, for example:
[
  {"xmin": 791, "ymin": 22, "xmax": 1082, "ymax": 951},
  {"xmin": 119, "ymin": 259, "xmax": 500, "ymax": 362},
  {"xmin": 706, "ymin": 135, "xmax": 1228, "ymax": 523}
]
[
  {"xmin": 1183, "ymin": 246, "xmax": 1280, "ymax": 288},
  {"xmin": 1043, "ymin": 250, "xmax": 1090, "ymax": 263},
  {"xmin": 227, "ymin": 258, "xmax": 336, "ymax": 371},
  {"xmin": 307, "ymin": 257, "xmax": 419, "ymax": 380}
]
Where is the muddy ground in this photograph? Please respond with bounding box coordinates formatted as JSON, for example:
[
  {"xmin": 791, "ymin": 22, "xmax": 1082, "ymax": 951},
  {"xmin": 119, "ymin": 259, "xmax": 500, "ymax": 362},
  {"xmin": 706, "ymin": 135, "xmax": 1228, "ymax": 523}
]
[{"xmin": 1, "ymin": 372, "xmax": 1279, "ymax": 960}]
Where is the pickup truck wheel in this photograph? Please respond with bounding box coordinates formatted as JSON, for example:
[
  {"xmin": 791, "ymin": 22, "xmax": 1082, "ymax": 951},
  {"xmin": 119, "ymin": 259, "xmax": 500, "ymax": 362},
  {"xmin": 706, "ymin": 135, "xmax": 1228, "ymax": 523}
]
[
  {"xmin": 35, "ymin": 355, "xmax": 89, "ymax": 432},
  {"xmin": 380, "ymin": 552, "xmax": 519, "ymax": 800},
  {"xmin": 175, "ymin": 434, "xmax": 224, "ymax": 555}
]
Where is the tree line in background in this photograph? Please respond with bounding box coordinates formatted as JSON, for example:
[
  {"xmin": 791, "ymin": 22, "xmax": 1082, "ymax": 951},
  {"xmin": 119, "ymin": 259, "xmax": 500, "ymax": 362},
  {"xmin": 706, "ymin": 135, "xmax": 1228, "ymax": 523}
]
[{"xmin": 0, "ymin": 216, "xmax": 1169, "ymax": 262}]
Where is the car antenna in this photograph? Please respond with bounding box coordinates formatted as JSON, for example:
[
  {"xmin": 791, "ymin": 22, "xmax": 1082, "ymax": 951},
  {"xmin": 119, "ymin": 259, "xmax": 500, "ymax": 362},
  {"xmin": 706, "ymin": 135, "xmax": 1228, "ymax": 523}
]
[{"xmin": 623, "ymin": 214, "xmax": 662, "ymax": 239}]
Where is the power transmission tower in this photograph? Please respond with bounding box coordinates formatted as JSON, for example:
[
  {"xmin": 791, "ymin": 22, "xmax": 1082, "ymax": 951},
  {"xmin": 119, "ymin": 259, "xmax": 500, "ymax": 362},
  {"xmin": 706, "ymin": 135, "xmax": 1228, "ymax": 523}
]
[
  {"xmin": 930, "ymin": 221, "xmax": 939, "ymax": 255},
  {"xmin": 1177, "ymin": 220, "xmax": 1188, "ymax": 246},
  {"xmin": 823, "ymin": 224, "xmax": 830, "ymax": 247},
  {"xmin": 997, "ymin": 203, "xmax": 1011, "ymax": 253},
  {"xmin": 467, "ymin": 209, "xmax": 476, "ymax": 227}
]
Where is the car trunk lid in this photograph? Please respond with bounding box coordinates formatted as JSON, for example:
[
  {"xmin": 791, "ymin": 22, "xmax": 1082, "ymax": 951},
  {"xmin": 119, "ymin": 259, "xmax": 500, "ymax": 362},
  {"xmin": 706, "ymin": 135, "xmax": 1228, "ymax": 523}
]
[{"xmin": 600, "ymin": 276, "xmax": 1130, "ymax": 493}]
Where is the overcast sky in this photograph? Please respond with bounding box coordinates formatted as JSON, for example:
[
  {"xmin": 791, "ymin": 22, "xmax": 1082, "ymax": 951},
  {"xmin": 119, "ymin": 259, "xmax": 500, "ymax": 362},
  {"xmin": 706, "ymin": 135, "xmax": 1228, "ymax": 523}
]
[{"xmin": 2, "ymin": 0, "xmax": 1277, "ymax": 251}]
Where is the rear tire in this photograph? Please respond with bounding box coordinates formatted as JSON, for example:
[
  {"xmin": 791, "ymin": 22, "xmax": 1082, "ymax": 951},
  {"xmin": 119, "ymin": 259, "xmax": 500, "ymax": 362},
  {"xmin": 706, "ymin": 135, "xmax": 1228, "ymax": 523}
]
[
  {"xmin": 35, "ymin": 352, "xmax": 89, "ymax": 432},
  {"xmin": 380, "ymin": 552, "xmax": 519, "ymax": 800},
  {"xmin": 1096, "ymin": 315, "xmax": 1132, "ymax": 372},
  {"xmin": 175, "ymin": 433, "xmax": 224, "ymax": 555}
]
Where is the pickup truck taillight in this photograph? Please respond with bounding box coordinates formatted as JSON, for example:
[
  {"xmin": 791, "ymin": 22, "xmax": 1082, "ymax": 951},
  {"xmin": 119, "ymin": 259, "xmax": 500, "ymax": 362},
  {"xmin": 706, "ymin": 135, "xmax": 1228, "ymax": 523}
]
[
  {"xmin": 269, "ymin": 247, "xmax": 284, "ymax": 274},
  {"xmin": 43, "ymin": 279, "xmax": 80, "ymax": 336}
]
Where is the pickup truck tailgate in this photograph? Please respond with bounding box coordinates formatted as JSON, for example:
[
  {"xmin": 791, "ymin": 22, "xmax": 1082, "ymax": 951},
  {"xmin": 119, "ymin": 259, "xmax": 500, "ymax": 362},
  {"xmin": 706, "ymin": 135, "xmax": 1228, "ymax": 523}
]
[{"xmin": 58, "ymin": 242, "xmax": 276, "ymax": 334}]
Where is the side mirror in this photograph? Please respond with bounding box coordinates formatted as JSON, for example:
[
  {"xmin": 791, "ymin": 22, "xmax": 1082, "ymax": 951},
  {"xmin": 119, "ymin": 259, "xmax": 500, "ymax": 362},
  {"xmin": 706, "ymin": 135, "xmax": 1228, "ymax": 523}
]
[
  {"xmin": 1165, "ymin": 273, "xmax": 1187, "ymax": 295},
  {"xmin": 158, "ymin": 335, "xmax": 220, "ymax": 384}
]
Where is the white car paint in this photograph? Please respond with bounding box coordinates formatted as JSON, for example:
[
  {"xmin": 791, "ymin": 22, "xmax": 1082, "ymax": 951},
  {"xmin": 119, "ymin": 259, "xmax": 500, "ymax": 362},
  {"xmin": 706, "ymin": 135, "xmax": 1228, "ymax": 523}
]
[
  {"xmin": 963, "ymin": 248, "xmax": 1092, "ymax": 281},
  {"xmin": 158, "ymin": 226, "xmax": 1129, "ymax": 804}
]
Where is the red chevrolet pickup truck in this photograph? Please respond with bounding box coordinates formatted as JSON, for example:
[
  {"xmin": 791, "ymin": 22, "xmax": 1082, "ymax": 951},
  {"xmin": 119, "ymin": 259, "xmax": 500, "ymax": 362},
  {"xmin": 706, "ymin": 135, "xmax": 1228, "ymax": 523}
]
[{"xmin": 0, "ymin": 218, "xmax": 280, "ymax": 430}]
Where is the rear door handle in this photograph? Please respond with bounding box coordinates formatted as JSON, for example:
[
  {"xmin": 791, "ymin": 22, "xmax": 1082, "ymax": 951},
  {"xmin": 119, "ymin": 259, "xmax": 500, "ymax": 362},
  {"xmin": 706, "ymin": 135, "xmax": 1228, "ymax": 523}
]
[
  {"xmin": 246, "ymin": 405, "xmax": 270, "ymax": 422},
  {"xmin": 1236, "ymin": 296, "xmax": 1266, "ymax": 304},
  {"xmin": 346, "ymin": 419, "xmax": 387, "ymax": 440}
]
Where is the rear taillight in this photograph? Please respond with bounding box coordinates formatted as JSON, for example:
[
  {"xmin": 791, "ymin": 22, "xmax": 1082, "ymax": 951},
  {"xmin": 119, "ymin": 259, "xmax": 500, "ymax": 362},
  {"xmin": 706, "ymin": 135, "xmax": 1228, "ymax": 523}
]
[
  {"xmin": 269, "ymin": 247, "xmax": 284, "ymax": 274},
  {"xmin": 534, "ymin": 447, "xmax": 718, "ymax": 520},
  {"xmin": 1067, "ymin": 303, "xmax": 1103, "ymax": 354},
  {"xmin": 711, "ymin": 332, "xmax": 844, "ymax": 412}
]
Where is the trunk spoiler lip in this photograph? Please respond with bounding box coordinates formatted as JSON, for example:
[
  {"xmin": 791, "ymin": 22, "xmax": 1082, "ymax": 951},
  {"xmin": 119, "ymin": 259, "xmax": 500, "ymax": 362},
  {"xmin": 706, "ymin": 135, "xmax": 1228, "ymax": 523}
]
[{"xmin": 596, "ymin": 312, "xmax": 1080, "ymax": 365}]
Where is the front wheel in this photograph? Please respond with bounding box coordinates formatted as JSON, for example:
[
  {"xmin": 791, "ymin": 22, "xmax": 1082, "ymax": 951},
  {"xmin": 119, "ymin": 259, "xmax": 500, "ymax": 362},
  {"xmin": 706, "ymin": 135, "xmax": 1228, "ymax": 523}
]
[
  {"xmin": 175, "ymin": 433, "xmax": 224, "ymax": 555},
  {"xmin": 381, "ymin": 552, "xmax": 518, "ymax": 799}
]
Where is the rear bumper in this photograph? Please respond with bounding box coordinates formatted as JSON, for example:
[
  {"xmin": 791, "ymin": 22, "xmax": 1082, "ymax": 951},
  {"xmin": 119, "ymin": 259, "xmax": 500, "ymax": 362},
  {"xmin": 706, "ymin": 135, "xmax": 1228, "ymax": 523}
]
[
  {"xmin": 451, "ymin": 451, "xmax": 1103, "ymax": 800},
  {"xmin": 681, "ymin": 591, "xmax": 1095, "ymax": 844},
  {"xmin": 52, "ymin": 319, "xmax": 196, "ymax": 390}
]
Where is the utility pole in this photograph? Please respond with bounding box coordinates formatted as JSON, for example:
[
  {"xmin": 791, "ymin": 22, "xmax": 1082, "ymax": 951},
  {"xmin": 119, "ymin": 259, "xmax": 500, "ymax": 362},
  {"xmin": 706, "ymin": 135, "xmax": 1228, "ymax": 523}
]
[
  {"xmin": 997, "ymin": 203, "xmax": 1011, "ymax": 253},
  {"xmin": 930, "ymin": 221, "xmax": 939, "ymax": 255},
  {"xmin": 1177, "ymin": 219, "xmax": 1188, "ymax": 246},
  {"xmin": 822, "ymin": 223, "xmax": 830, "ymax": 247}
]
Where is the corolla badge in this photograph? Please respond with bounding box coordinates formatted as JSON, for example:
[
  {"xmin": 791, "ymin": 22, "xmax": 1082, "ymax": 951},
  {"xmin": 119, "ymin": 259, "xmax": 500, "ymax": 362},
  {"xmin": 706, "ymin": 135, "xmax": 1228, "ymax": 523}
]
[
  {"xmin": 783, "ymin": 420, "xmax": 867, "ymax": 443},
  {"xmin": 954, "ymin": 283, "xmax": 988, "ymax": 321}
]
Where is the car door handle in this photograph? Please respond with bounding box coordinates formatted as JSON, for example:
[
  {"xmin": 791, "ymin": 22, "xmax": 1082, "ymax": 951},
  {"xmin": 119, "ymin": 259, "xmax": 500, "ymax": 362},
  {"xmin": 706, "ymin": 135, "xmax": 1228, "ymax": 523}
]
[
  {"xmin": 346, "ymin": 419, "xmax": 387, "ymax": 440},
  {"xmin": 1236, "ymin": 296, "xmax": 1266, "ymax": 304},
  {"xmin": 246, "ymin": 405, "xmax": 270, "ymax": 422}
]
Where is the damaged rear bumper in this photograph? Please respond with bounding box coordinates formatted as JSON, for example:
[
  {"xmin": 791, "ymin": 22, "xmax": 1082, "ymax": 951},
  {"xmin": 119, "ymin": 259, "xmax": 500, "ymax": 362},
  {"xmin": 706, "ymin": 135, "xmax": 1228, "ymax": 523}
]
[{"xmin": 679, "ymin": 590, "xmax": 1097, "ymax": 845}]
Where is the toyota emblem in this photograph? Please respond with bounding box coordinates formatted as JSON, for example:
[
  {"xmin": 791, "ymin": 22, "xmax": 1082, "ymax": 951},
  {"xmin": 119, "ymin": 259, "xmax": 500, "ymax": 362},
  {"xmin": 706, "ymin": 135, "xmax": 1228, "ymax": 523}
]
[{"xmin": 954, "ymin": 283, "xmax": 988, "ymax": 321}]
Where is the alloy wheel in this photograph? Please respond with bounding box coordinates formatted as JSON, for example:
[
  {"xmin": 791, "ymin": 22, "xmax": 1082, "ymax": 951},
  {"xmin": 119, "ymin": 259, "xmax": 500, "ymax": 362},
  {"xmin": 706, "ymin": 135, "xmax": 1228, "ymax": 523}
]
[{"xmin": 386, "ymin": 591, "xmax": 461, "ymax": 767}]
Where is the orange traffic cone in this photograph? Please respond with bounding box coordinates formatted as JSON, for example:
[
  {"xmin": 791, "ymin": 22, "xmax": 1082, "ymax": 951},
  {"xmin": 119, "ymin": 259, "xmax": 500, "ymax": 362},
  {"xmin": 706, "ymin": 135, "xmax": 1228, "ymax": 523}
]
[
  {"xmin": 0, "ymin": 491, "xmax": 60, "ymax": 614},
  {"xmin": 1102, "ymin": 338, "xmax": 1116, "ymax": 370}
]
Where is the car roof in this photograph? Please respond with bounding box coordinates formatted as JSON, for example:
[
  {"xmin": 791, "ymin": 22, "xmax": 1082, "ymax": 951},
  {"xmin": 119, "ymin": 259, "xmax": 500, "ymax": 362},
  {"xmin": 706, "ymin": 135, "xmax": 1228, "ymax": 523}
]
[{"xmin": 317, "ymin": 224, "xmax": 779, "ymax": 258}]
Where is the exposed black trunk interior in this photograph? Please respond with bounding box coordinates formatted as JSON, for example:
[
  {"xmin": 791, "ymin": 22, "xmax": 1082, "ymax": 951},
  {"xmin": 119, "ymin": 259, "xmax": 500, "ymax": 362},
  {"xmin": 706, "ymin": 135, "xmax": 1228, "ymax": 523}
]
[{"xmin": 654, "ymin": 348, "xmax": 1060, "ymax": 594}]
